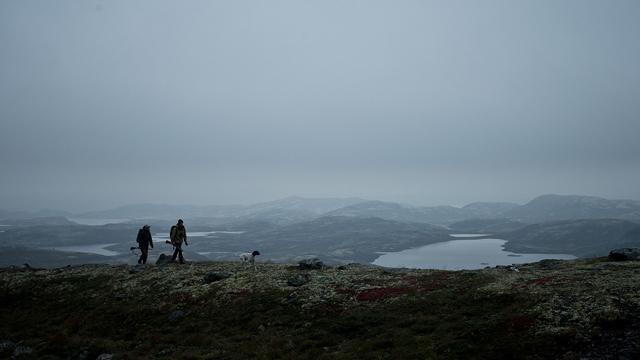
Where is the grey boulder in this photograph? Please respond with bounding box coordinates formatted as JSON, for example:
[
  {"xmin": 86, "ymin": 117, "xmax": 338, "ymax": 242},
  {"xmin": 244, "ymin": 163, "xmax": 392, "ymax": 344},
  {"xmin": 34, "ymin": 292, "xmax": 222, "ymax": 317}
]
[
  {"xmin": 298, "ymin": 258, "xmax": 323, "ymax": 270},
  {"xmin": 609, "ymin": 248, "xmax": 640, "ymax": 261},
  {"xmin": 12, "ymin": 346, "xmax": 33, "ymax": 358},
  {"xmin": 156, "ymin": 254, "xmax": 175, "ymax": 265},
  {"xmin": 0, "ymin": 340, "xmax": 16, "ymax": 352}
]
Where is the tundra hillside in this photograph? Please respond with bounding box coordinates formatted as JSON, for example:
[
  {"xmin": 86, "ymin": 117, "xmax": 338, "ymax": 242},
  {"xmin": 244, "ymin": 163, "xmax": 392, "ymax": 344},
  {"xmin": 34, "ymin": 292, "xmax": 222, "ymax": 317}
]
[{"xmin": 1, "ymin": 257, "xmax": 640, "ymax": 359}]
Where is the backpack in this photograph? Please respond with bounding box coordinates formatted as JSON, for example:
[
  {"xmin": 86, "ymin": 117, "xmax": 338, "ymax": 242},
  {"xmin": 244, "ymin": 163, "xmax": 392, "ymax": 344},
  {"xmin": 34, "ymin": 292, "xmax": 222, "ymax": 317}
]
[{"xmin": 170, "ymin": 225, "xmax": 178, "ymax": 243}]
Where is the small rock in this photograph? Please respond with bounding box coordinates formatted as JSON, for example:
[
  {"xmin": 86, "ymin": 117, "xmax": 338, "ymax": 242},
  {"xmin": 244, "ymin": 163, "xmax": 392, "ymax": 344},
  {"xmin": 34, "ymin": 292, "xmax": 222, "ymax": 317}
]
[
  {"xmin": 203, "ymin": 271, "xmax": 232, "ymax": 284},
  {"xmin": 287, "ymin": 273, "xmax": 311, "ymax": 287},
  {"xmin": 495, "ymin": 264, "xmax": 519, "ymax": 272},
  {"xmin": 281, "ymin": 292, "xmax": 298, "ymax": 304},
  {"xmin": 76, "ymin": 348, "xmax": 90, "ymax": 360},
  {"xmin": 156, "ymin": 347, "xmax": 176, "ymax": 356},
  {"xmin": 168, "ymin": 310, "xmax": 185, "ymax": 322},
  {"xmin": 0, "ymin": 340, "xmax": 16, "ymax": 351},
  {"xmin": 95, "ymin": 354, "xmax": 113, "ymax": 360},
  {"xmin": 156, "ymin": 253, "xmax": 175, "ymax": 266},
  {"xmin": 12, "ymin": 346, "xmax": 33, "ymax": 358},
  {"xmin": 113, "ymin": 292, "xmax": 128, "ymax": 300},
  {"xmin": 298, "ymin": 258, "xmax": 323, "ymax": 270},
  {"xmin": 608, "ymin": 248, "xmax": 640, "ymax": 261}
]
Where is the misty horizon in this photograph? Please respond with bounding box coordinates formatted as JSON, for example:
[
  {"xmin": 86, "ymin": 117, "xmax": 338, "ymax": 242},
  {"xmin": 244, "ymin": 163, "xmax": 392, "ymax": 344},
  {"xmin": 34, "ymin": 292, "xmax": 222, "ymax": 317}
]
[
  {"xmin": 2, "ymin": 1, "xmax": 640, "ymax": 212},
  {"xmin": 4, "ymin": 192, "xmax": 640, "ymax": 215}
]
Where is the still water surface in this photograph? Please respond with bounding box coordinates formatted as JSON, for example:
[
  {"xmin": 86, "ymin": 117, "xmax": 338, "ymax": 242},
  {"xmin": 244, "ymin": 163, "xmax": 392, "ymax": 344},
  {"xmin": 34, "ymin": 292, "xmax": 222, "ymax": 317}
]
[
  {"xmin": 67, "ymin": 218, "xmax": 130, "ymax": 226},
  {"xmin": 50, "ymin": 243, "xmax": 120, "ymax": 256},
  {"xmin": 373, "ymin": 238, "xmax": 576, "ymax": 270}
]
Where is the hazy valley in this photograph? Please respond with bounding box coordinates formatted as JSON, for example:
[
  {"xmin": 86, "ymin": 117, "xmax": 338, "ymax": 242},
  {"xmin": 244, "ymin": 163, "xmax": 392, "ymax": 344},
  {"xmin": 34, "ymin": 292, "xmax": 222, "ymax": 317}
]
[{"xmin": 1, "ymin": 194, "xmax": 639, "ymax": 268}]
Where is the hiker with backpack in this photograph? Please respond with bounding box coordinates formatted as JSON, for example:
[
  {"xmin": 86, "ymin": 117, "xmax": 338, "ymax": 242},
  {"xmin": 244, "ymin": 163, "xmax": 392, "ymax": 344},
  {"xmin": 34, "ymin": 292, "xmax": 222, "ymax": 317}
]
[
  {"xmin": 169, "ymin": 219, "xmax": 188, "ymax": 264},
  {"xmin": 136, "ymin": 224, "xmax": 153, "ymax": 264}
]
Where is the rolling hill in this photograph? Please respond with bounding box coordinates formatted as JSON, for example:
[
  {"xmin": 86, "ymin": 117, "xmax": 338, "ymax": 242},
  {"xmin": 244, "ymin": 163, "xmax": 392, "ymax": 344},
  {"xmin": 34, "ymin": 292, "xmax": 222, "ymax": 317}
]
[
  {"xmin": 500, "ymin": 219, "xmax": 640, "ymax": 256},
  {"xmin": 504, "ymin": 194, "xmax": 640, "ymax": 223}
]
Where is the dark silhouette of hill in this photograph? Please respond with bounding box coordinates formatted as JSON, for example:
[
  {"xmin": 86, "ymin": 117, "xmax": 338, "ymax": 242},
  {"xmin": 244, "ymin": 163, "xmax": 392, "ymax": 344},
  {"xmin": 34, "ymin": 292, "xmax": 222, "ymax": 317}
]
[
  {"xmin": 461, "ymin": 202, "xmax": 519, "ymax": 218},
  {"xmin": 207, "ymin": 216, "xmax": 453, "ymax": 263},
  {"xmin": 325, "ymin": 200, "xmax": 477, "ymax": 225},
  {"xmin": 500, "ymin": 219, "xmax": 640, "ymax": 256},
  {"xmin": 449, "ymin": 218, "xmax": 528, "ymax": 234},
  {"xmin": 504, "ymin": 194, "xmax": 640, "ymax": 223},
  {"xmin": 75, "ymin": 196, "xmax": 366, "ymax": 224}
]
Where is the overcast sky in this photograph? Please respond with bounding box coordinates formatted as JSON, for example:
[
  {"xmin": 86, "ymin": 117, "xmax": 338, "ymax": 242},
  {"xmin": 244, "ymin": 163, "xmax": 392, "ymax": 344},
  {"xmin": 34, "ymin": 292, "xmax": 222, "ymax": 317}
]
[{"xmin": 1, "ymin": 0, "xmax": 640, "ymax": 212}]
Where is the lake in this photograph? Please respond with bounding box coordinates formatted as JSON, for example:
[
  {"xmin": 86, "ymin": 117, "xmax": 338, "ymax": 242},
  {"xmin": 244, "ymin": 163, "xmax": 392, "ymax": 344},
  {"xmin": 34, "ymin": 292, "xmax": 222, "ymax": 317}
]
[
  {"xmin": 42, "ymin": 231, "xmax": 245, "ymax": 259},
  {"xmin": 153, "ymin": 231, "xmax": 245, "ymax": 242},
  {"xmin": 49, "ymin": 243, "xmax": 120, "ymax": 256},
  {"xmin": 67, "ymin": 218, "xmax": 130, "ymax": 226},
  {"xmin": 372, "ymin": 237, "xmax": 576, "ymax": 270}
]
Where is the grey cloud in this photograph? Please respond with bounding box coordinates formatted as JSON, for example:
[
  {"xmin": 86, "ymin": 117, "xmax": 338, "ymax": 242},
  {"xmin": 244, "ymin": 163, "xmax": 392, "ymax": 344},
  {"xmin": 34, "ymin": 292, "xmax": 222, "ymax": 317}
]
[{"xmin": 1, "ymin": 0, "xmax": 639, "ymax": 211}]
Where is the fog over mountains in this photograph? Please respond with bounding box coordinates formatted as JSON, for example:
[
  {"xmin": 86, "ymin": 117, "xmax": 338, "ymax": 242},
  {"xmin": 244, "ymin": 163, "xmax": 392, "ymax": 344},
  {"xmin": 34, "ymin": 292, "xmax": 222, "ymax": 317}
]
[
  {"xmin": 504, "ymin": 194, "xmax": 640, "ymax": 223},
  {"xmin": 1, "ymin": 193, "xmax": 639, "ymax": 267},
  {"xmin": 7, "ymin": 193, "xmax": 639, "ymax": 225},
  {"xmin": 12, "ymin": 193, "xmax": 637, "ymax": 227},
  {"xmin": 2, "ymin": 2, "xmax": 639, "ymax": 358},
  {"xmin": 74, "ymin": 196, "xmax": 367, "ymax": 224}
]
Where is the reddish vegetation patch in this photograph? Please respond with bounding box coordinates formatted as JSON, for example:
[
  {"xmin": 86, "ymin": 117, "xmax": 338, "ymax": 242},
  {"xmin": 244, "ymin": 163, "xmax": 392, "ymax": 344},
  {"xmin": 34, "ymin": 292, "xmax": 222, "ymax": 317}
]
[
  {"xmin": 528, "ymin": 276, "xmax": 554, "ymax": 286},
  {"xmin": 355, "ymin": 287, "xmax": 412, "ymax": 301},
  {"xmin": 413, "ymin": 272, "xmax": 453, "ymax": 292}
]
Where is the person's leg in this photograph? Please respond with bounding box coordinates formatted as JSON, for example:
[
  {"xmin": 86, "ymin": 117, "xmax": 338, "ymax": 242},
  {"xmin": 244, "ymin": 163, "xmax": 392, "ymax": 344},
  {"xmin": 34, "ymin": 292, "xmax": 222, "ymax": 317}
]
[
  {"xmin": 174, "ymin": 243, "xmax": 184, "ymax": 264},
  {"xmin": 141, "ymin": 247, "xmax": 148, "ymax": 264},
  {"xmin": 171, "ymin": 246, "xmax": 179, "ymax": 261}
]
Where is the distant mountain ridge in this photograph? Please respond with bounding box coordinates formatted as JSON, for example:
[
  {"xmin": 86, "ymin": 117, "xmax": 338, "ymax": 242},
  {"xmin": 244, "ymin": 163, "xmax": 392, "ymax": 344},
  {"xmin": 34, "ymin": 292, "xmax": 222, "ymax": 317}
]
[
  {"xmin": 0, "ymin": 209, "xmax": 72, "ymax": 220},
  {"xmin": 4, "ymin": 194, "xmax": 640, "ymax": 231},
  {"xmin": 3, "ymin": 194, "xmax": 640, "ymax": 267},
  {"xmin": 74, "ymin": 196, "xmax": 366, "ymax": 223},
  {"xmin": 328, "ymin": 195, "xmax": 640, "ymax": 225},
  {"xmin": 462, "ymin": 202, "xmax": 520, "ymax": 218},
  {"xmin": 505, "ymin": 194, "xmax": 640, "ymax": 223},
  {"xmin": 325, "ymin": 201, "xmax": 463, "ymax": 225},
  {"xmin": 325, "ymin": 200, "xmax": 520, "ymax": 225},
  {"xmin": 449, "ymin": 218, "xmax": 528, "ymax": 234}
]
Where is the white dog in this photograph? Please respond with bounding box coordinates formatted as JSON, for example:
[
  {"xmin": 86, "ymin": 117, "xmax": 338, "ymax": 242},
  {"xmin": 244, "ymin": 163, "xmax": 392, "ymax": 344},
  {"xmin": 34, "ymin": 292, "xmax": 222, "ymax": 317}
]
[{"xmin": 239, "ymin": 250, "xmax": 260, "ymax": 269}]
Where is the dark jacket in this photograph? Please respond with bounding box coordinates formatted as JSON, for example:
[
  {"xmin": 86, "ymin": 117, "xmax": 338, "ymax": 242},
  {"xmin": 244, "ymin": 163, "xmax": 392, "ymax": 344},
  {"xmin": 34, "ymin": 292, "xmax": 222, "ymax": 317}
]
[{"xmin": 136, "ymin": 228, "xmax": 153, "ymax": 249}]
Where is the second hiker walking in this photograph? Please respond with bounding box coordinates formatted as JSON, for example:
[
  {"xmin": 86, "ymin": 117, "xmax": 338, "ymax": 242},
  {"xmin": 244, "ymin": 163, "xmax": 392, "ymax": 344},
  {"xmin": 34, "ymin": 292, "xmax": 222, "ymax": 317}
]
[
  {"xmin": 169, "ymin": 219, "xmax": 188, "ymax": 264},
  {"xmin": 136, "ymin": 224, "xmax": 153, "ymax": 264}
]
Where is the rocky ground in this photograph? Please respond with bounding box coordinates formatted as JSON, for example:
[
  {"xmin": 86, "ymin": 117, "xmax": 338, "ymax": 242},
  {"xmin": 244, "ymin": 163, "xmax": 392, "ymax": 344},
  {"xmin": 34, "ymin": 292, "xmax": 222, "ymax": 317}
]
[{"xmin": 1, "ymin": 257, "xmax": 640, "ymax": 359}]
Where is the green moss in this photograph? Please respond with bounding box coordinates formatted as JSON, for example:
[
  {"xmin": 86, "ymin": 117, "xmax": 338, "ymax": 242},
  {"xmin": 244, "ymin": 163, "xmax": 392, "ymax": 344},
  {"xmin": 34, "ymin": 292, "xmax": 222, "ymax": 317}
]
[{"xmin": 1, "ymin": 259, "xmax": 640, "ymax": 359}]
